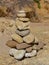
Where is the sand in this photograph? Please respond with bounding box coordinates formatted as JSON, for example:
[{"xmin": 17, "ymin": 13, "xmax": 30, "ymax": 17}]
[{"xmin": 0, "ymin": 18, "xmax": 49, "ymax": 65}]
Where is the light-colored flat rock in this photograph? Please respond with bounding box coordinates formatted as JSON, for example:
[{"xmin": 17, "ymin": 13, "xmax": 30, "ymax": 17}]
[
  {"xmin": 15, "ymin": 19, "xmax": 30, "ymax": 30},
  {"xmin": 11, "ymin": 33, "xmax": 23, "ymax": 43},
  {"xmin": 17, "ymin": 13, "xmax": 26, "ymax": 17},
  {"xmin": 19, "ymin": 18, "xmax": 30, "ymax": 22},
  {"xmin": 17, "ymin": 10, "xmax": 25, "ymax": 13},
  {"xmin": 23, "ymin": 33, "xmax": 35, "ymax": 44}
]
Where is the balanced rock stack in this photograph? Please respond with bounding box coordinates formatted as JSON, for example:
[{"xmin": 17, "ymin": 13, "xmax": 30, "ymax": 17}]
[{"xmin": 6, "ymin": 10, "xmax": 45, "ymax": 60}]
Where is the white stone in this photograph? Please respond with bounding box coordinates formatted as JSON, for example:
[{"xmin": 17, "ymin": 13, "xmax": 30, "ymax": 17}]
[
  {"xmin": 9, "ymin": 49, "xmax": 26, "ymax": 60},
  {"xmin": 13, "ymin": 50, "xmax": 26, "ymax": 60},
  {"xmin": 17, "ymin": 10, "xmax": 25, "ymax": 13},
  {"xmin": 17, "ymin": 13, "xmax": 26, "ymax": 17},
  {"xmin": 9, "ymin": 48, "xmax": 18, "ymax": 56},
  {"xmin": 25, "ymin": 50, "xmax": 37, "ymax": 57}
]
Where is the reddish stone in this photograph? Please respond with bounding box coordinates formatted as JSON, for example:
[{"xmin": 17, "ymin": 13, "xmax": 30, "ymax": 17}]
[
  {"xmin": 16, "ymin": 43, "xmax": 31, "ymax": 49},
  {"xmin": 6, "ymin": 40, "xmax": 17, "ymax": 48},
  {"xmin": 26, "ymin": 47, "xmax": 33, "ymax": 53}
]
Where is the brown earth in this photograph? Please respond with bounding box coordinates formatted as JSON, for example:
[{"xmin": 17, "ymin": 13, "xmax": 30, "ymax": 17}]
[{"xmin": 0, "ymin": 17, "xmax": 49, "ymax": 65}]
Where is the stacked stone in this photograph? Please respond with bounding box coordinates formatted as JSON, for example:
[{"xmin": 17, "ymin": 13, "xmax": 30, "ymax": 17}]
[{"xmin": 6, "ymin": 10, "xmax": 44, "ymax": 60}]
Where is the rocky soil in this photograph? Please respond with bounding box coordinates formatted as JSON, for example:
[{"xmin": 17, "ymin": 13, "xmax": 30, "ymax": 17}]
[
  {"xmin": 0, "ymin": 17, "xmax": 49, "ymax": 65},
  {"xmin": 0, "ymin": 0, "xmax": 49, "ymax": 65}
]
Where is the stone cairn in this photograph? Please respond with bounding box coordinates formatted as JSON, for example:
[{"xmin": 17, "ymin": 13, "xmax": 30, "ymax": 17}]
[{"xmin": 6, "ymin": 10, "xmax": 45, "ymax": 60}]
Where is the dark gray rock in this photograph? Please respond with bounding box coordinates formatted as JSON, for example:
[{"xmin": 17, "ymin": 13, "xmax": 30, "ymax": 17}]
[{"xmin": 16, "ymin": 29, "xmax": 30, "ymax": 37}]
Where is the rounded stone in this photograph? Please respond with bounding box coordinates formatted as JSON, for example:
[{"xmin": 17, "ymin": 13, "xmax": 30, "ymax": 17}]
[
  {"xmin": 25, "ymin": 50, "xmax": 37, "ymax": 58},
  {"xmin": 17, "ymin": 10, "xmax": 26, "ymax": 18},
  {"xmin": 6, "ymin": 40, "xmax": 17, "ymax": 48},
  {"xmin": 19, "ymin": 18, "xmax": 30, "ymax": 22},
  {"xmin": 23, "ymin": 33, "xmax": 35, "ymax": 44},
  {"xmin": 17, "ymin": 13, "xmax": 26, "ymax": 17},
  {"xmin": 9, "ymin": 49, "xmax": 26, "ymax": 60},
  {"xmin": 16, "ymin": 43, "xmax": 31, "ymax": 49},
  {"xmin": 17, "ymin": 10, "xmax": 26, "ymax": 13},
  {"xmin": 15, "ymin": 19, "xmax": 30, "ymax": 30},
  {"xmin": 16, "ymin": 29, "xmax": 30, "ymax": 37},
  {"xmin": 26, "ymin": 47, "xmax": 33, "ymax": 53},
  {"xmin": 13, "ymin": 50, "xmax": 26, "ymax": 60},
  {"xmin": 11, "ymin": 33, "xmax": 23, "ymax": 43},
  {"xmin": 9, "ymin": 48, "xmax": 18, "ymax": 56}
]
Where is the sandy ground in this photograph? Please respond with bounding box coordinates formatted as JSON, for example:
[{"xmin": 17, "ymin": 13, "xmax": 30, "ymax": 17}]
[{"xmin": 0, "ymin": 20, "xmax": 49, "ymax": 65}]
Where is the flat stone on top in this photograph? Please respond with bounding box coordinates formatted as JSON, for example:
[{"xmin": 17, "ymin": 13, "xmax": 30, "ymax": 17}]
[{"xmin": 17, "ymin": 10, "xmax": 26, "ymax": 13}]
